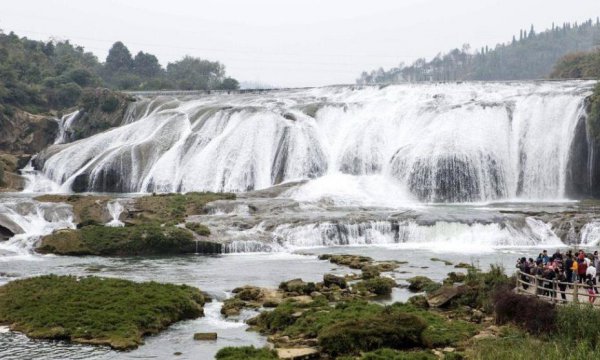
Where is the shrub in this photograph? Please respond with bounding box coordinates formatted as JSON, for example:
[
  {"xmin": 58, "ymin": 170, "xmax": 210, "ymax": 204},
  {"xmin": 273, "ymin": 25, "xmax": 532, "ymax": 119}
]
[
  {"xmin": 100, "ymin": 95, "xmax": 120, "ymax": 113},
  {"xmin": 318, "ymin": 311, "xmax": 427, "ymax": 356},
  {"xmin": 215, "ymin": 346, "xmax": 277, "ymax": 360},
  {"xmin": 347, "ymin": 348, "xmax": 436, "ymax": 360},
  {"xmin": 492, "ymin": 287, "xmax": 556, "ymax": 335},
  {"xmin": 556, "ymin": 303, "xmax": 600, "ymax": 347}
]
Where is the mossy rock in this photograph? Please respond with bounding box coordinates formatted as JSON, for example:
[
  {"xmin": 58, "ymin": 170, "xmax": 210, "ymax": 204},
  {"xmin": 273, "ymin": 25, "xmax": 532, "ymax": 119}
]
[
  {"xmin": 37, "ymin": 223, "xmax": 198, "ymax": 256},
  {"xmin": 0, "ymin": 275, "xmax": 205, "ymax": 350},
  {"xmin": 407, "ymin": 276, "xmax": 440, "ymax": 292},
  {"xmin": 215, "ymin": 346, "xmax": 278, "ymax": 359},
  {"xmin": 355, "ymin": 276, "xmax": 396, "ymax": 296},
  {"xmin": 323, "ymin": 274, "xmax": 347, "ymax": 289},
  {"xmin": 408, "ymin": 295, "xmax": 430, "ymax": 309},
  {"xmin": 185, "ymin": 222, "xmax": 210, "ymax": 236},
  {"xmin": 279, "ymin": 278, "xmax": 316, "ymax": 295}
]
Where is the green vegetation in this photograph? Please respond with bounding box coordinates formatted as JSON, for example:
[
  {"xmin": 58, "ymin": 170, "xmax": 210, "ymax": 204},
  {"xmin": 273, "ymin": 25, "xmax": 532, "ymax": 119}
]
[
  {"xmin": 0, "ymin": 275, "xmax": 205, "ymax": 350},
  {"xmin": 215, "ymin": 346, "xmax": 278, "ymax": 360},
  {"xmin": 551, "ymin": 49, "xmax": 600, "ymax": 79},
  {"xmin": 355, "ymin": 276, "xmax": 396, "ymax": 296},
  {"xmin": 36, "ymin": 192, "xmax": 233, "ymax": 256},
  {"xmin": 135, "ymin": 192, "xmax": 235, "ymax": 224},
  {"xmin": 0, "ymin": 30, "xmax": 240, "ymax": 122},
  {"xmin": 252, "ymin": 299, "xmax": 477, "ymax": 357},
  {"xmin": 343, "ymin": 349, "xmax": 437, "ymax": 360},
  {"xmin": 406, "ymin": 276, "xmax": 440, "ymax": 293},
  {"xmin": 185, "ymin": 222, "xmax": 211, "ymax": 236},
  {"xmin": 37, "ymin": 223, "xmax": 196, "ymax": 256},
  {"xmin": 358, "ymin": 18, "xmax": 600, "ymax": 83},
  {"xmin": 317, "ymin": 311, "xmax": 426, "ymax": 356}
]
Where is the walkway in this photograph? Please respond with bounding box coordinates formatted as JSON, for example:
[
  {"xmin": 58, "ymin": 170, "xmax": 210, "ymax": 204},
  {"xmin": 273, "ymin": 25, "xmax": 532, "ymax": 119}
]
[{"xmin": 515, "ymin": 270, "xmax": 600, "ymax": 305}]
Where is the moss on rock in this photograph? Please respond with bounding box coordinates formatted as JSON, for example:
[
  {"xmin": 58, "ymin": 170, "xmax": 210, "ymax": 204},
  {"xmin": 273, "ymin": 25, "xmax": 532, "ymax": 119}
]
[{"xmin": 0, "ymin": 275, "xmax": 205, "ymax": 350}]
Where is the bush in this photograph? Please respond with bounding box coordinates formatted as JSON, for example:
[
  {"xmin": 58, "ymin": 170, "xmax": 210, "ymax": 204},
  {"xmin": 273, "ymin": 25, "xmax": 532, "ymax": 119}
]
[
  {"xmin": 357, "ymin": 349, "xmax": 437, "ymax": 360},
  {"xmin": 318, "ymin": 311, "xmax": 427, "ymax": 356},
  {"xmin": 556, "ymin": 303, "xmax": 600, "ymax": 347},
  {"xmin": 100, "ymin": 95, "xmax": 120, "ymax": 113},
  {"xmin": 492, "ymin": 287, "xmax": 556, "ymax": 335},
  {"xmin": 215, "ymin": 346, "xmax": 277, "ymax": 360}
]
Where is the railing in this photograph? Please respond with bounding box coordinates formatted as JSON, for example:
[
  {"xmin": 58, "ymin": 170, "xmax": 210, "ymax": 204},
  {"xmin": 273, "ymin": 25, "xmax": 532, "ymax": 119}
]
[{"xmin": 515, "ymin": 269, "xmax": 600, "ymax": 305}]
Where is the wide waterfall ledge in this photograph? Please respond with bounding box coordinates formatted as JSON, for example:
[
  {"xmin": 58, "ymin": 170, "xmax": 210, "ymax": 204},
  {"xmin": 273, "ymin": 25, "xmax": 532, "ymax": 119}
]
[{"xmin": 28, "ymin": 81, "xmax": 596, "ymax": 203}]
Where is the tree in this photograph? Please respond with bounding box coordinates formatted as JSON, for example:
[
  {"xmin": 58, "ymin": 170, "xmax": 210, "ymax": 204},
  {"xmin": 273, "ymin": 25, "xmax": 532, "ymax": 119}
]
[
  {"xmin": 166, "ymin": 56, "xmax": 225, "ymax": 90},
  {"xmin": 133, "ymin": 51, "xmax": 162, "ymax": 78},
  {"xmin": 105, "ymin": 42, "xmax": 133, "ymax": 74},
  {"xmin": 219, "ymin": 77, "xmax": 239, "ymax": 90}
]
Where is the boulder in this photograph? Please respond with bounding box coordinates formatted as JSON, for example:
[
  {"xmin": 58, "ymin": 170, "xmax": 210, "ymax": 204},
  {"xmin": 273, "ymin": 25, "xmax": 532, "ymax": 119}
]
[
  {"xmin": 276, "ymin": 347, "xmax": 319, "ymax": 359},
  {"xmin": 193, "ymin": 332, "xmax": 217, "ymax": 341},
  {"xmin": 323, "ymin": 274, "xmax": 347, "ymax": 289},
  {"xmin": 407, "ymin": 276, "xmax": 438, "ymax": 292},
  {"xmin": 427, "ymin": 285, "xmax": 467, "ymax": 308}
]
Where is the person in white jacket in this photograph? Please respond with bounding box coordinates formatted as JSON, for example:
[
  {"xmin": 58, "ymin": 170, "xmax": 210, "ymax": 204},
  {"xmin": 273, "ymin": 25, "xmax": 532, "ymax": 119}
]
[{"xmin": 587, "ymin": 263, "xmax": 599, "ymax": 294}]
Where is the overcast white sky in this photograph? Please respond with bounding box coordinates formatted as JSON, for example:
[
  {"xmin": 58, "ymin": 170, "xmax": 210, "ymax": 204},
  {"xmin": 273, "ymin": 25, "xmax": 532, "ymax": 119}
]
[{"xmin": 1, "ymin": 0, "xmax": 598, "ymax": 87}]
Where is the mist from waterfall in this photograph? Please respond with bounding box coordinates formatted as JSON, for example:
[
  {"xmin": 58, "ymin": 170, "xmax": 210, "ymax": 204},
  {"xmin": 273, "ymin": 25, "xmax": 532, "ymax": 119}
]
[{"xmin": 34, "ymin": 81, "xmax": 594, "ymax": 203}]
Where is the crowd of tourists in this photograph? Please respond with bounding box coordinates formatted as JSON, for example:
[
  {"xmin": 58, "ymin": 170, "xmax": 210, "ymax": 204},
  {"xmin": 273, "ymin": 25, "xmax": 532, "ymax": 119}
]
[{"xmin": 516, "ymin": 249, "xmax": 600, "ymax": 303}]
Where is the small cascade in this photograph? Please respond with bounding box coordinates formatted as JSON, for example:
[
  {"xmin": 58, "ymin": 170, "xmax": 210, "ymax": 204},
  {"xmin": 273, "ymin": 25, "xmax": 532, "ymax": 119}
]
[
  {"xmin": 0, "ymin": 198, "xmax": 75, "ymax": 258},
  {"xmin": 105, "ymin": 200, "xmax": 124, "ymax": 227},
  {"xmin": 21, "ymin": 161, "xmax": 62, "ymax": 194},
  {"xmin": 580, "ymin": 222, "xmax": 600, "ymax": 246},
  {"xmin": 221, "ymin": 217, "xmax": 565, "ymax": 253},
  {"xmin": 54, "ymin": 110, "xmax": 80, "ymax": 144}
]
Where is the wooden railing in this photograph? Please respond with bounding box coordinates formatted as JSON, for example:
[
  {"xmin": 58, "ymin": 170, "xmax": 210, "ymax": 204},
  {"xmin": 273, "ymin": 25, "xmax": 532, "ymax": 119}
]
[{"xmin": 515, "ymin": 269, "xmax": 599, "ymax": 305}]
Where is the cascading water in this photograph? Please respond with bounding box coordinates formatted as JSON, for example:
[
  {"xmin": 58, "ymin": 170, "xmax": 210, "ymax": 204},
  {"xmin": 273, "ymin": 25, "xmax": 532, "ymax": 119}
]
[
  {"xmin": 31, "ymin": 81, "xmax": 594, "ymax": 203},
  {"xmin": 0, "ymin": 198, "xmax": 75, "ymax": 258},
  {"xmin": 105, "ymin": 200, "xmax": 124, "ymax": 227},
  {"xmin": 220, "ymin": 217, "xmax": 564, "ymax": 253},
  {"xmin": 54, "ymin": 110, "xmax": 81, "ymax": 144}
]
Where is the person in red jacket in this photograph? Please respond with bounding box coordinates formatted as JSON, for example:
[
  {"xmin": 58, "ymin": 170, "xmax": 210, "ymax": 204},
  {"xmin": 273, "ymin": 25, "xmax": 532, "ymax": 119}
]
[{"xmin": 578, "ymin": 258, "xmax": 588, "ymax": 284}]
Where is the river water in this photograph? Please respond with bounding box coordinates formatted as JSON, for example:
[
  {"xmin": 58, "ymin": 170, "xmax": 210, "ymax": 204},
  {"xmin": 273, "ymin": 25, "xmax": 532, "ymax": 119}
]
[{"xmin": 2, "ymin": 81, "xmax": 600, "ymax": 359}]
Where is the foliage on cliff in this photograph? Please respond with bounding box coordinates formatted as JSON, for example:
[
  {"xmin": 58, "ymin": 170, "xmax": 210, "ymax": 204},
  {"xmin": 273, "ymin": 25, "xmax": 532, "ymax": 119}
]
[
  {"xmin": 0, "ymin": 275, "xmax": 205, "ymax": 350},
  {"xmin": 358, "ymin": 18, "xmax": 600, "ymax": 83},
  {"xmin": 0, "ymin": 30, "xmax": 240, "ymax": 118}
]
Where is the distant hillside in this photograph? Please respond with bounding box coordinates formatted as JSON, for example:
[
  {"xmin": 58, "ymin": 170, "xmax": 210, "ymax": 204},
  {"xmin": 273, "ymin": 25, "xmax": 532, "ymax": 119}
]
[{"xmin": 357, "ymin": 18, "xmax": 600, "ymax": 84}]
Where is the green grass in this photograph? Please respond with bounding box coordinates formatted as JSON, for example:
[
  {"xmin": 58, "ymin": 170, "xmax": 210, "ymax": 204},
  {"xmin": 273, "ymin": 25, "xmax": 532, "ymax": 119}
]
[
  {"xmin": 136, "ymin": 192, "xmax": 235, "ymax": 224},
  {"xmin": 0, "ymin": 275, "xmax": 205, "ymax": 350},
  {"xmin": 38, "ymin": 223, "xmax": 197, "ymax": 256},
  {"xmin": 339, "ymin": 348, "xmax": 437, "ymax": 360},
  {"xmin": 354, "ymin": 276, "xmax": 396, "ymax": 295},
  {"xmin": 185, "ymin": 222, "xmax": 211, "ymax": 236},
  {"xmin": 215, "ymin": 346, "xmax": 278, "ymax": 359}
]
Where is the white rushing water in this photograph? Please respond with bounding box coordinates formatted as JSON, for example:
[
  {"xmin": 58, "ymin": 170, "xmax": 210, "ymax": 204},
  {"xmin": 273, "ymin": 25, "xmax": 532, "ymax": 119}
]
[
  {"xmin": 221, "ymin": 217, "xmax": 565, "ymax": 253},
  {"xmin": 33, "ymin": 81, "xmax": 594, "ymax": 203},
  {"xmin": 105, "ymin": 200, "xmax": 124, "ymax": 227},
  {"xmin": 0, "ymin": 199, "xmax": 75, "ymax": 259}
]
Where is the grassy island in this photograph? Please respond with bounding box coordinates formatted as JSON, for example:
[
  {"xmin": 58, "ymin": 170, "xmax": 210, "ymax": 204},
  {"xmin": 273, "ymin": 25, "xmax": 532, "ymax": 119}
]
[
  {"xmin": 0, "ymin": 275, "xmax": 205, "ymax": 350},
  {"xmin": 36, "ymin": 192, "xmax": 234, "ymax": 256}
]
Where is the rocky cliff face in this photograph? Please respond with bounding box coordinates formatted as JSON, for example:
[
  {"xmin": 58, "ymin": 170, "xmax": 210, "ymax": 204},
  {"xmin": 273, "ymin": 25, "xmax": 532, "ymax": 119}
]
[
  {"xmin": 59, "ymin": 89, "xmax": 133, "ymax": 143},
  {"xmin": 0, "ymin": 89, "xmax": 133, "ymax": 191}
]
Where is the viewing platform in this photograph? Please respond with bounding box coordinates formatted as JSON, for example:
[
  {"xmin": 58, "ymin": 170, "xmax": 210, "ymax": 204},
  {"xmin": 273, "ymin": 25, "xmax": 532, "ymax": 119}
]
[{"xmin": 516, "ymin": 270, "xmax": 600, "ymax": 306}]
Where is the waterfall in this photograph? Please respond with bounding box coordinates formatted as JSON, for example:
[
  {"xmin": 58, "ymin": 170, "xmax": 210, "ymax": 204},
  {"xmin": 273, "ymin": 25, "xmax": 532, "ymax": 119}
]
[
  {"xmin": 32, "ymin": 81, "xmax": 595, "ymax": 202},
  {"xmin": 0, "ymin": 198, "xmax": 75, "ymax": 258},
  {"xmin": 220, "ymin": 217, "xmax": 564, "ymax": 253},
  {"xmin": 105, "ymin": 200, "xmax": 124, "ymax": 227},
  {"xmin": 54, "ymin": 110, "xmax": 80, "ymax": 144}
]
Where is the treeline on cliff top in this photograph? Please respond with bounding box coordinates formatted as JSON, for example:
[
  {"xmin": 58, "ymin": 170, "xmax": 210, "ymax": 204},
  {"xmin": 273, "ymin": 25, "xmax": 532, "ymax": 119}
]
[
  {"xmin": 357, "ymin": 18, "xmax": 600, "ymax": 84},
  {"xmin": 0, "ymin": 30, "xmax": 239, "ymax": 115}
]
